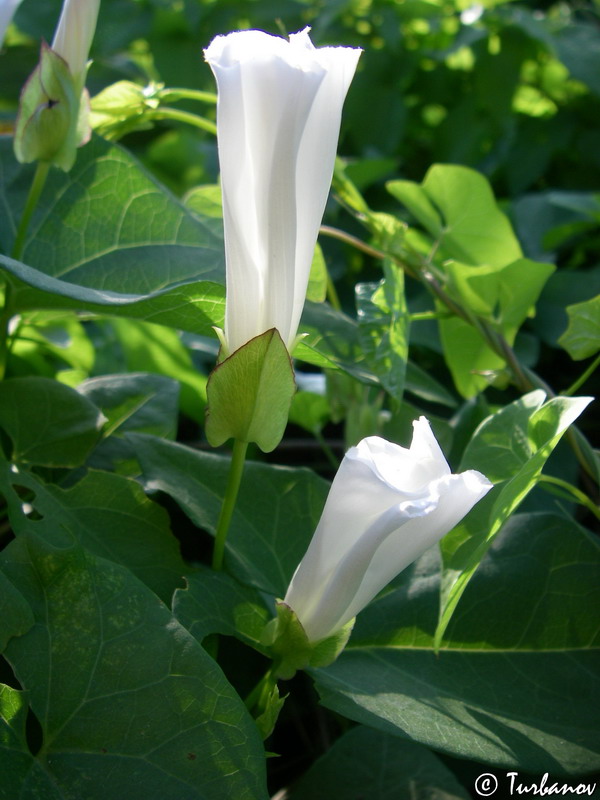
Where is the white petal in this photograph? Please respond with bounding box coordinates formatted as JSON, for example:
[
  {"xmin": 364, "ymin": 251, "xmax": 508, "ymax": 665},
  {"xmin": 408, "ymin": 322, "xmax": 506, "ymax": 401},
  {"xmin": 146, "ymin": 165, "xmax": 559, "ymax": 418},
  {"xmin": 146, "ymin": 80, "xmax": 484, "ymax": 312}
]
[
  {"xmin": 52, "ymin": 0, "xmax": 100, "ymax": 84},
  {"xmin": 205, "ymin": 29, "xmax": 360, "ymax": 353},
  {"xmin": 288, "ymin": 468, "xmax": 492, "ymax": 641}
]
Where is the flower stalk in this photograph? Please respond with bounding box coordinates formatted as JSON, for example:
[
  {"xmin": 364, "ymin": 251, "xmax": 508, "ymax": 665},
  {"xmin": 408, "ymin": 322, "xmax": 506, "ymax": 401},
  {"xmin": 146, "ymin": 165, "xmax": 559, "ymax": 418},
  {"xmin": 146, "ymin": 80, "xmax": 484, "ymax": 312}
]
[{"xmin": 211, "ymin": 439, "xmax": 248, "ymax": 571}]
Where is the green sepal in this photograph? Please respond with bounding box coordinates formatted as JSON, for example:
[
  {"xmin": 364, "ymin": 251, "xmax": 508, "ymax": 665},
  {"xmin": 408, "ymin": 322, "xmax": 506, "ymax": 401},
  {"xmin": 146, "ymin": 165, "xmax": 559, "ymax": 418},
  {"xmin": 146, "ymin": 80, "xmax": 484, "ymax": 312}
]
[
  {"xmin": 14, "ymin": 42, "xmax": 82, "ymax": 171},
  {"xmin": 205, "ymin": 328, "xmax": 296, "ymax": 453},
  {"xmin": 262, "ymin": 602, "xmax": 355, "ymax": 680}
]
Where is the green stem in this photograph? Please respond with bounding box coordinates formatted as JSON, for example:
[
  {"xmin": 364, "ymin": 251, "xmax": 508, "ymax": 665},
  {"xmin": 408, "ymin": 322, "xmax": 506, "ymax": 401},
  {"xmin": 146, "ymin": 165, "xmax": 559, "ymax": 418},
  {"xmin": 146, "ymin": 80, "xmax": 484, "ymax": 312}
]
[
  {"xmin": 409, "ymin": 310, "xmax": 452, "ymax": 322},
  {"xmin": 320, "ymin": 223, "xmax": 598, "ymax": 483},
  {"xmin": 158, "ymin": 87, "xmax": 217, "ymax": 105},
  {"xmin": 537, "ymin": 475, "xmax": 600, "ymax": 522},
  {"xmin": 12, "ymin": 161, "xmax": 50, "ymax": 262},
  {"xmin": 325, "ymin": 271, "xmax": 342, "ymax": 312},
  {"xmin": 563, "ymin": 353, "xmax": 600, "ymax": 397},
  {"xmin": 147, "ymin": 107, "xmax": 217, "ymax": 135},
  {"xmin": 314, "ymin": 429, "xmax": 339, "ymax": 470},
  {"xmin": 212, "ymin": 439, "xmax": 248, "ymax": 571}
]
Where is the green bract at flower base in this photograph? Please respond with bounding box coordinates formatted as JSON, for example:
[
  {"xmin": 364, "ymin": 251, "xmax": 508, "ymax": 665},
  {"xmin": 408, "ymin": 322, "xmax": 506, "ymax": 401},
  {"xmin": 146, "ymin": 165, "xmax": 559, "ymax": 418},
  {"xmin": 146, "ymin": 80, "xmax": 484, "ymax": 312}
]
[
  {"xmin": 262, "ymin": 601, "xmax": 355, "ymax": 680},
  {"xmin": 13, "ymin": 42, "xmax": 88, "ymax": 171},
  {"xmin": 205, "ymin": 328, "xmax": 296, "ymax": 453}
]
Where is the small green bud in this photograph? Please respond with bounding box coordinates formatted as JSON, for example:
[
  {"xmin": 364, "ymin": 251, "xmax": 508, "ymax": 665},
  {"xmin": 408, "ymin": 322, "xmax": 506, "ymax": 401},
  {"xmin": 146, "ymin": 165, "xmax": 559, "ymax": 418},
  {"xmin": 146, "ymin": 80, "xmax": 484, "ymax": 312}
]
[
  {"xmin": 13, "ymin": 42, "xmax": 82, "ymax": 171},
  {"xmin": 90, "ymin": 81, "xmax": 160, "ymax": 141}
]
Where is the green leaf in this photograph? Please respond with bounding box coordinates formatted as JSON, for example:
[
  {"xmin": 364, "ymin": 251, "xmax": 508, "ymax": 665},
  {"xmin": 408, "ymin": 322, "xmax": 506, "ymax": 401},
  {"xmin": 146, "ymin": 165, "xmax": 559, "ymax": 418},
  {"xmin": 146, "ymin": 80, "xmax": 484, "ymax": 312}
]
[
  {"xmin": 78, "ymin": 372, "xmax": 179, "ymax": 440},
  {"xmin": 205, "ymin": 329, "xmax": 296, "ymax": 453},
  {"xmin": 288, "ymin": 390, "xmax": 331, "ymax": 435},
  {"xmin": 0, "ymin": 685, "xmax": 49, "ymax": 800},
  {"xmin": 130, "ymin": 435, "xmax": 327, "ymax": 597},
  {"xmin": 78, "ymin": 372, "xmax": 179, "ymax": 475},
  {"xmin": 555, "ymin": 22, "xmax": 600, "ymax": 97},
  {"xmin": 290, "ymin": 726, "xmax": 470, "ymax": 800},
  {"xmin": 559, "ymin": 295, "xmax": 600, "ymax": 360},
  {"xmin": 0, "ymin": 251, "xmax": 226, "ymax": 337},
  {"xmin": 445, "ymin": 258, "xmax": 555, "ymax": 334},
  {"xmin": 435, "ymin": 391, "xmax": 592, "ymax": 645},
  {"xmin": 173, "ymin": 566, "xmax": 270, "ymax": 649},
  {"xmin": 10, "ymin": 311, "xmax": 95, "ymax": 378},
  {"xmin": 183, "ymin": 184, "xmax": 224, "ymax": 241},
  {"xmin": 387, "ymin": 164, "xmax": 522, "ymax": 268},
  {"xmin": 0, "ymin": 465, "xmax": 187, "ymax": 606},
  {"xmin": 0, "ymin": 572, "xmax": 34, "ymax": 651},
  {"xmin": 295, "ymin": 301, "xmax": 372, "ymax": 382},
  {"xmin": 438, "ymin": 315, "xmax": 506, "ymax": 399},
  {"xmin": 356, "ymin": 260, "xmax": 409, "ymax": 404},
  {"xmin": 0, "ymin": 376, "xmax": 105, "ymax": 467},
  {"xmin": 313, "ymin": 512, "xmax": 600, "ymax": 775},
  {"xmin": 105, "ymin": 318, "xmax": 207, "ymax": 423},
  {"xmin": 439, "ymin": 257, "xmax": 554, "ymax": 398},
  {"xmin": 306, "ymin": 243, "xmax": 328, "ymax": 304},
  {"xmin": 0, "ymin": 135, "xmax": 225, "ymax": 335},
  {"xmin": 0, "ymin": 533, "xmax": 268, "ymax": 799},
  {"xmin": 405, "ymin": 360, "xmax": 458, "ymax": 408}
]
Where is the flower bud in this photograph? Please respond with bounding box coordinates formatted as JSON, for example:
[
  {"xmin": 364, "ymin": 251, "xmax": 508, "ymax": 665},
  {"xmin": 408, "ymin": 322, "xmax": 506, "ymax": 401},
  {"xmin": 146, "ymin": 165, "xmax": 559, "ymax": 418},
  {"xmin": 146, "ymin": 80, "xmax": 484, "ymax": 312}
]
[
  {"xmin": 51, "ymin": 0, "xmax": 101, "ymax": 93},
  {"xmin": 13, "ymin": 0, "xmax": 100, "ymax": 170}
]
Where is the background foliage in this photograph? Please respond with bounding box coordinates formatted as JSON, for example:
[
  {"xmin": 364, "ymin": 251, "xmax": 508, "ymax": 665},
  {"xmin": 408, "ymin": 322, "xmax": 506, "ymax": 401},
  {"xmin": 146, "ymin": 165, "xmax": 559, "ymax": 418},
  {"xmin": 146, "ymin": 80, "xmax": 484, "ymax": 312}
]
[{"xmin": 1, "ymin": 0, "xmax": 599, "ymax": 798}]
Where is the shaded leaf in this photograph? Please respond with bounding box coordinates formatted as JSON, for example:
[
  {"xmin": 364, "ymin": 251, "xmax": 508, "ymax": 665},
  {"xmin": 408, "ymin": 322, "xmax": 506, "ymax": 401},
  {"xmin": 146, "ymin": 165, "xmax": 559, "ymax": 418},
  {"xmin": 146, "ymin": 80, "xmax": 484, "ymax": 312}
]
[
  {"xmin": 0, "ymin": 376, "xmax": 105, "ymax": 468},
  {"xmin": 0, "ymin": 533, "xmax": 268, "ymax": 799},
  {"xmin": 290, "ymin": 725, "xmax": 470, "ymax": 800}
]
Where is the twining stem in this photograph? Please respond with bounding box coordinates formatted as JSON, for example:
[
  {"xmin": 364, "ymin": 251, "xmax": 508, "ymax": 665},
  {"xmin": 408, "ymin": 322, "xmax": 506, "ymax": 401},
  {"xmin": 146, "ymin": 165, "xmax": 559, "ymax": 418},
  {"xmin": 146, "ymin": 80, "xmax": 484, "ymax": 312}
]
[
  {"xmin": 319, "ymin": 224, "xmax": 598, "ymax": 482},
  {"xmin": 157, "ymin": 87, "xmax": 217, "ymax": 105},
  {"xmin": 212, "ymin": 438, "xmax": 249, "ymax": 571},
  {"xmin": 326, "ymin": 270, "xmax": 342, "ymax": 312},
  {"xmin": 537, "ymin": 474, "xmax": 600, "ymax": 522},
  {"xmin": 0, "ymin": 162, "xmax": 51, "ymax": 380},
  {"xmin": 12, "ymin": 161, "xmax": 50, "ymax": 262},
  {"xmin": 146, "ymin": 107, "xmax": 217, "ymax": 135},
  {"xmin": 563, "ymin": 353, "xmax": 600, "ymax": 397}
]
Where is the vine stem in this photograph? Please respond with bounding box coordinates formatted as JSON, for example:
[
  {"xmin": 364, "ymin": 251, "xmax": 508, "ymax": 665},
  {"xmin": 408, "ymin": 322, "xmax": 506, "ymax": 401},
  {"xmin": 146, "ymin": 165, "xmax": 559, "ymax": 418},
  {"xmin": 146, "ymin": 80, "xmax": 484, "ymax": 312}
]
[
  {"xmin": 537, "ymin": 474, "xmax": 600, "ymax": 522},
  {"xmin": 212, "ymin": 439, "xmax": 248, "ymax": 571},
  {"xmin": 157, "ymin": 87, "xmax": 217, "ymax": 105},
  {"xmin": 12, "ymin": 161, "xmax": 50, "ymax": 262},
  {"xmin": 319, "ymin": 223, "xmax": 598, "ymax": 482},
  {"xmin": 147, "ymin": 107, "xmax": 217, "ymax": 135}
]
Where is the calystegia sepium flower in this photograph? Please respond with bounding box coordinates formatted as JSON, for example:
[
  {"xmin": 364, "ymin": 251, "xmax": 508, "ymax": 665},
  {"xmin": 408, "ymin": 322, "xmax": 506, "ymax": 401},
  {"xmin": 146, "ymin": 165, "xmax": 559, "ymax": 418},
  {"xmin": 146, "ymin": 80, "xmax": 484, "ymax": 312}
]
[{"xmin": 284, "ymin": 417, "xmax": 493, "ymax": 643}]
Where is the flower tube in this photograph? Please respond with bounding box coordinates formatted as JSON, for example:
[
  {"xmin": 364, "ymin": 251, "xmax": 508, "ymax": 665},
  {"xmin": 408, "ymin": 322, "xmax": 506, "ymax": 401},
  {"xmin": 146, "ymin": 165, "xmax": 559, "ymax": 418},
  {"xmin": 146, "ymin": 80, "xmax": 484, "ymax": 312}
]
[
  {"xmin": 204, "ymin": 28, "xmax": 361, "ymax": 356},
  {"xmin": 284, "ymin": 418, "xmax": 493, "ymax": 643},
  {"xmin": 51, "ymin": 0, "xmax": 101, "ymax": 92}
]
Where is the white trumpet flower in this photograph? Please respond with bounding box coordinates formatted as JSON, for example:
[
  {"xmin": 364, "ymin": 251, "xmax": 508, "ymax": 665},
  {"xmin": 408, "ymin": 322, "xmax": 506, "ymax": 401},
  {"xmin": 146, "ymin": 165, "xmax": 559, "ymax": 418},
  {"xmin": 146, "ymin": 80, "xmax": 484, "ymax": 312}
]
[
  {"xmin": 52, "ymin": 0, "xmax": 101, "ymax": 91},
  {"xmin": 204, "ymin": 28, "xmax": 361, "ymax": 355},
  {"xmin": 284, "ymin": 418, "xmax": 493, "ymax": 642}
]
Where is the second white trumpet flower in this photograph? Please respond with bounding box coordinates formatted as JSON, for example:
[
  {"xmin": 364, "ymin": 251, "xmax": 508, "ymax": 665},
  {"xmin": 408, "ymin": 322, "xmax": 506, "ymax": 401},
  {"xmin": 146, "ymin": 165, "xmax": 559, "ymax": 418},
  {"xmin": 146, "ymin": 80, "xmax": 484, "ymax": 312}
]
[{"xmin": 284, "ymin": 418, "xmax": 493, "ymax": 643}]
